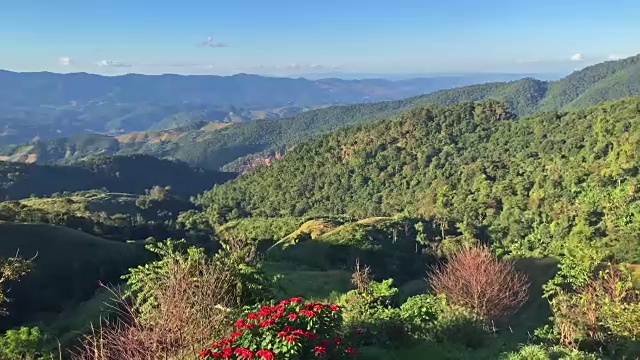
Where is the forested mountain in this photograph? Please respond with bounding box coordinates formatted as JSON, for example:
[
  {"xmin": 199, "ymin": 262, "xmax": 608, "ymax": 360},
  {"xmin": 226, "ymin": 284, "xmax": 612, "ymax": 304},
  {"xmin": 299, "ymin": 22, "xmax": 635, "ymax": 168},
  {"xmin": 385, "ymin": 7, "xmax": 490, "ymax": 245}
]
[
  {"xmin": 0, "ymin": 154, "xmax": 234, "ymax": 200},
  {"xmin": 198, "ymin": 97, "xmax": 640, "ymax": 261},
  {"xmin": 0, "ymin": 71, "xmax": 535, "ymax": 145},
  {"xmin": 2, "ymin": 55, "xmax": 639, "ymax": 171}
]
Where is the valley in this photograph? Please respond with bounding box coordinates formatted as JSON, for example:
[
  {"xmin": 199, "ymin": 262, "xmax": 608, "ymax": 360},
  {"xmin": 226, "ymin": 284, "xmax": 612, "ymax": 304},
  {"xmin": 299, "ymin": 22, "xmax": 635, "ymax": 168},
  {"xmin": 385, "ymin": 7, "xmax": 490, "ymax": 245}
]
[{"xmin": 0, "ymin": 46, "xmax": 638, "ymax": 360}]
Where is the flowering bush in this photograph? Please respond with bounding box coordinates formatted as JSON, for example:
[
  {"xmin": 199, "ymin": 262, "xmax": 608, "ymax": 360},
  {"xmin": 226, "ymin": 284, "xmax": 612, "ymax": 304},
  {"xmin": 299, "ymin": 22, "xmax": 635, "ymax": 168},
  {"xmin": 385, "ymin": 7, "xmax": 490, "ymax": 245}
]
[{"xmin": 200, "ymin": 297, "xmax": 359, "ymax": 359}]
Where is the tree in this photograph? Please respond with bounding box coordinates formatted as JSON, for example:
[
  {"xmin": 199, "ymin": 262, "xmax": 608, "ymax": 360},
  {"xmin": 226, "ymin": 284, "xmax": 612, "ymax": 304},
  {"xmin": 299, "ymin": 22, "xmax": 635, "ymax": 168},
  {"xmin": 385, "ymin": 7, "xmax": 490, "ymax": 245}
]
[
  {"xmin": 430, "ymin": 244, "xmax": 529, "ymax": 323},
  {"xmin": 0, "ymin": 252, "xmax": 34, "ymax": 315}
]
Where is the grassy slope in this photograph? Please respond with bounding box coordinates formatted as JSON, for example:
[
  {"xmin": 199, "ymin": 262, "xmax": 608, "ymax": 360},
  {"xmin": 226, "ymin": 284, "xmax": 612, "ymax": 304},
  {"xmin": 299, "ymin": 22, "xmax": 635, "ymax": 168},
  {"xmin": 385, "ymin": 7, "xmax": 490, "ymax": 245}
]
[{"xmin": 0, "ymin": 222, "xmax": 147, "ymax": 331}]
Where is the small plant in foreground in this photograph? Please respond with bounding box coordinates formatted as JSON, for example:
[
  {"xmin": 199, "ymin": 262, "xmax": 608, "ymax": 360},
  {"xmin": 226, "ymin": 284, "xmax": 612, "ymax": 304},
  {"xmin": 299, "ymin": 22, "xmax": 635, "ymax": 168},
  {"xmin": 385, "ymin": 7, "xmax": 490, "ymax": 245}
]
[
  {"xmin": 200, "ymin": 297, "xmax": 359, "ymax": 359},
  {"xmin": 430, "ymin": 244, "xmax": 529, "ymax": 323}
]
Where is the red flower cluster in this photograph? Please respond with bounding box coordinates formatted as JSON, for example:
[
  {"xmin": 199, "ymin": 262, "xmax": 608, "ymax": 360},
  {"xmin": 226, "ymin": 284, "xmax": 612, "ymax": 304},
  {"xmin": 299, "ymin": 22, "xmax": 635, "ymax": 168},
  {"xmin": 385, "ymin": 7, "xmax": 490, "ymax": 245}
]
[{"xmin": 200, "ymin": 297, "xmax": 358, "ymax": 360}]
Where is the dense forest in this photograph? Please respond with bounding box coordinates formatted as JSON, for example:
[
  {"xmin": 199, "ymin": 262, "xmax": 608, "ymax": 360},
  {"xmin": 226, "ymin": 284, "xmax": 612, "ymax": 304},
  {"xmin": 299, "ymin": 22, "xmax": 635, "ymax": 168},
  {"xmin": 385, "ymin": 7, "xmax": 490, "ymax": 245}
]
[
  {"xmin": 0, "ymin": 154, "xmax": 234, "ymax": 199},
  {"xmin": 0, "ymin": 69, "xmax": 639, "ymax": 359},
  {"xmin": 199, "ymin": 97, "xmax": 640, "ymax": 263},
  {"xmin": 2, "ymin": 55, "xmax": 639, "ymax": 172}
]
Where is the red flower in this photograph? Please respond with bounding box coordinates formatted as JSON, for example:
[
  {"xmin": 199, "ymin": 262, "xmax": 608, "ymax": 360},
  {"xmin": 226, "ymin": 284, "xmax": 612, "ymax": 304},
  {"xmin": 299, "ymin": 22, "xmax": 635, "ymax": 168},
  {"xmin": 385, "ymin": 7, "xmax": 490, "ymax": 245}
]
[
  {"xmin": 285, "ymin": 335, "xmax": 299, "ymax": 343},
  {"xmin": 313, "ymin": 346, "xmax": 327, "ymax": 355},
  {"xmin": 230, "ymin": 330, "xmax": 243, "ymax": 341},
  {"xmin": 200, "ymin": 349, "xmax": 212, "ymax": 358},
  {"xmin": 259, "ymin": 319, "xmax": 275, "ymax": 327},
  {"xmin": 290, "ymin": 297, "xmax": 303, "ymax": 303},
  {"xmin": 277, "ymin": 331, "xmax": 288, "ymax": 338},
  {"xmin": 221, "ymin": 347, "xmax": 234, "ymax": 359},
  {"xmin": 235, "ymin": 319, "xmax": 247, "ymax": 328},
  {"xmin": 353, "ymin": 329, "xmax": 364, "ymax": 335},
  {"xmin": 299, "ymin": 310, "xmax": 316, "ymax": 318},
  {"xmin": 329, "ymin": 304, "xmax": 340, "ymax": 311},
  {"xmin": 219, "ymin": 339, "xmax": 231, "ymax": 347},
  {"xmin": 288, "ymin": 313, "xmax": 298, "ymax": 320},
  {"xmin": 247, "ymin": 312, "xmax": 260, "ymax": 320},
  {"xmin": 256, "ymin": 349, "xmax": 275, "ymax": 360},
  {"xmin": 313, "ymin": 304, "xmax": 324, "ymax": 311},
  {"xmin": 234, "ymin": 347, "xmax": 254, "ymax": 359},
  {"xmin": 334, "ymin": 338, "xmax": 342, "ymax": 345}
]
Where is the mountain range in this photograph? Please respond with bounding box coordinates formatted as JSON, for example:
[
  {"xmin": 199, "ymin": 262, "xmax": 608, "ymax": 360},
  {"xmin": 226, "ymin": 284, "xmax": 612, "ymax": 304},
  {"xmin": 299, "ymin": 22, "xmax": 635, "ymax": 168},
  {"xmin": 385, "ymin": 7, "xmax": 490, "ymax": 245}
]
[
  {"xmin": 0, "ymin": 70, "xmax": 539, "ymax": 145},
  {"xmin": 1, "ymin": 54, "xmax": 639, "ymax": 170}
]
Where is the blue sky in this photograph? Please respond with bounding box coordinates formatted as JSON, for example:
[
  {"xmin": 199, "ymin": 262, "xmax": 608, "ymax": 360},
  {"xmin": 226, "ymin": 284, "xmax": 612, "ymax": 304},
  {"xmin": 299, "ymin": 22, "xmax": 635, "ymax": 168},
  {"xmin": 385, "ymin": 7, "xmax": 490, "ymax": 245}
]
[{"xmin": 1, "ymin": 0, "xmax": 639, "ymax": 76}]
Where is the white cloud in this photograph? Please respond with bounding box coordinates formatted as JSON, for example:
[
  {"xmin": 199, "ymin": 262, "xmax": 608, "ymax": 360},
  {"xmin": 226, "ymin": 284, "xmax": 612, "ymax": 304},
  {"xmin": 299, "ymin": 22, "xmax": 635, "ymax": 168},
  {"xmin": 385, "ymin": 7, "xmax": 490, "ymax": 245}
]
[
  {"xmin": 608, "ymin": 54, "xmax": 622, "ymax": 60},
  {"xmin": 570, "ymin": 53, "xmax": 584, "ymax": 61},
  {"xmin": 201, "ymin": 36, "xmax": 229, "ymax": 48},
  {"xmin": 58, "ymin": 57, "xmax": 73, "ymax": 66},
  {"xmin": 95, "ymin": 60, "xmax": 132, "ymax": 68}
]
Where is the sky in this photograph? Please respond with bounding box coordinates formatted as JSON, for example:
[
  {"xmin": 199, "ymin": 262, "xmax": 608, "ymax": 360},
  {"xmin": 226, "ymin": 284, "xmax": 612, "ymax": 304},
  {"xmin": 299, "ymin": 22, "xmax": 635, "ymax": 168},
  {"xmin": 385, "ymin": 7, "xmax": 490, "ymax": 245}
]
[{"xmin": 1, "ymin": 0, "xmax": 640, "ymax": 76}]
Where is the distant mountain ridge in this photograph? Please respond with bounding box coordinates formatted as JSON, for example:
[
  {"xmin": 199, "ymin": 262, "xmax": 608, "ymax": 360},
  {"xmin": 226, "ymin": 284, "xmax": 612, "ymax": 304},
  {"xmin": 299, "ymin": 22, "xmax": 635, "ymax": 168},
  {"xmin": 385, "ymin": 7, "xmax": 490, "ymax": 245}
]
[
  {"xmin": 1, "ymin": 54, "xmax": 639, "ymax": 170},
  {"xmin": 0, "ymin": 70, "xmax": 537, "ymax": 145}
]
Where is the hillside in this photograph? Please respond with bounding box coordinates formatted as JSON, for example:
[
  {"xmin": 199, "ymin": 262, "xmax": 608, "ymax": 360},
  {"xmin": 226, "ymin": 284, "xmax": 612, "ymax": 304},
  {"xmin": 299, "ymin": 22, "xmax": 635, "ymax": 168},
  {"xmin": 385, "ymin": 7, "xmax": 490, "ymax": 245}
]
[
  {"xmin": 0, "ymin": 154, "xmax": 235, "ymax": 200},
  {"xmin": 198, "ymin": 97, "xmax": 640, "ymax": 262},
  {"xmin": 2, "ymin": 55, "xmax": 639, "ymax": 171},
  {"xmin": 0, "ymin": 222, "xmax": 147, "ymax": 331},
  {"xmin": 0, "ymin": 71, "xmax": 534, "ymax": 145},
  {"xmin": 0, "ymin": 189, "xmax": 198, "ymax": 241}
]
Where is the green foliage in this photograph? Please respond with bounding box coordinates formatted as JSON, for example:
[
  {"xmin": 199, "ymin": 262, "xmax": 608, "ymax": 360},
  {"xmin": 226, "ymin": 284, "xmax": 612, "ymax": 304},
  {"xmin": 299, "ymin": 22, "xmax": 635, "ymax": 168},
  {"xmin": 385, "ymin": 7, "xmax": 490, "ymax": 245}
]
[
  {"xmin": 0, "ymin": 190, "xmax": 198, "ymax": 241},
  {"xmin": 0, "ymin": 154, "xmax": 234, "ymax": 200},
  {"xmin": 540, "ymin": 262, "xmax": 640, "ymax": 358},
  {"xmin": 0, "ymin": 253, "xmax": 33, "ymax": 315},
  {"xmin": 200, "ymin": 97, "xmax": 640, "ymax": 263},
  {"xmin": 0, "ymin": 327, "xmax": 54, "ymax": 360},
  {"xmin": 504, "ymin": 344, "xmax": 600, "ymax": 360},
  {"xmin": 124, "ymin": 239, "xmax": 276, "ymax": 317},
  {"xmin": 216, "ymin": 217, "xmax": 305, "ymax": 246},
  {"xmin": 0, "ymin": 222, "xmax": 146, "ymax": 331},
  {"xmin": 4, "ymin": 55, "xmax": 640, "ymax": 171}
]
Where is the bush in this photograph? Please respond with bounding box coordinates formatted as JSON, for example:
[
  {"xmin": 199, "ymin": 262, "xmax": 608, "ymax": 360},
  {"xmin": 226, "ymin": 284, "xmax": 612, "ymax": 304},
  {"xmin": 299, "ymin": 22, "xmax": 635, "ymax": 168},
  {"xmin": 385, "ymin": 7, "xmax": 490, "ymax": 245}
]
[
  {"xmin": 544, "ymin": 264, "xmax": 640, "ymax": 357},
  {"xmin": 0, "ymin": 326, "xmax": 54, "ymax": 360},
  {"xmin": 503, "ymin": 344, "xmax": 600, "ymax": 360},
  {"xmin": 430, "ymin": 244, "xmax": 529, "ymax": 323},
  {"xmin": 72, "ymin": 239, "xmax": 277, "ymax": 360},
  {"xmin": 339, "ymin": 277, "xmax": 408, "ymax": 347},
  {"xmin": 200, "ymin": 297, "xmax": 358, "ymax": 360}
]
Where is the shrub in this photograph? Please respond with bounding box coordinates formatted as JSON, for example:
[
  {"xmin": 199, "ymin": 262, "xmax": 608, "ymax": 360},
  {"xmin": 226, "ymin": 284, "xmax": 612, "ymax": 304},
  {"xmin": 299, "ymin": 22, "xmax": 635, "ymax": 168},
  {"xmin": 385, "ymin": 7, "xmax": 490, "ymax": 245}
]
[
  {"xmin": 544, "ymin": 264, "xmax": 640, "ymax": 357},
  {"xmin": 0, "ymin": 326, "xmax": 54, "ymax": 360},
  {"xmin": 430, "ymin": 244, "xmax": 529, "ymax": 323},
  {"xmin": 200, "ymin": 297, "xmax": 358, "ymax": 360},
  {"xmin": 72, "ymin": 240, "xmax": 268, "ymax": 360},
  {"xmin": 339, "ymin": 277, "xmax": 407, "ymax": 347},
  {"xmin": 503, "ymin": 344, "xmax": 600, "ymax": 360},
  {"xmin": 0, "ymin": 252, "xmax": 34, "ymax": 315}
]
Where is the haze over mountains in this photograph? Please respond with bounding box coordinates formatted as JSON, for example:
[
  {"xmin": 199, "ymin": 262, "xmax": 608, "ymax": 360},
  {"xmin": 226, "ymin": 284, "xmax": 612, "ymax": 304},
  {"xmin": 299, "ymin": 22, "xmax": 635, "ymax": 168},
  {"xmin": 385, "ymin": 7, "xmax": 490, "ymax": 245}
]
[
  {"xmin": 0, "ymin": 70, "xmax": 539, "ymax": 145},
  {"xmin": 2, "ymin": 54, "xmax": 639, "ymax": 171}
]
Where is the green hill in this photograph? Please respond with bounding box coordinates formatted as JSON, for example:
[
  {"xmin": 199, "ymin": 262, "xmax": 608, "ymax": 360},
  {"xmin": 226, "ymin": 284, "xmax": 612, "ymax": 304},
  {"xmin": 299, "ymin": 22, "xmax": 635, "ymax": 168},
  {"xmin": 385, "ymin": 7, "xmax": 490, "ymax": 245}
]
[
  {"xmin": 0, "ymin": 190, "xmax": 197, "ymax": 241},
  {"xmin": 198, "ymin": 97, "xmax": 640, "ymax": 262},
  {"xmin": 0, "ymin": 154, "xmax": 235, "ymax": 200},
  {"xmin": 0, "ymin": 70, "xmax": 530, "ymax": 145},
  {"xmin": 0, "ymin": 222, "xmax": 148, "ymax": 331},
  {"xmin": 2, "ymin": 55, "xmax": 639, "ymax": 171}
]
